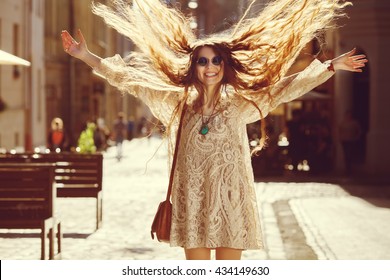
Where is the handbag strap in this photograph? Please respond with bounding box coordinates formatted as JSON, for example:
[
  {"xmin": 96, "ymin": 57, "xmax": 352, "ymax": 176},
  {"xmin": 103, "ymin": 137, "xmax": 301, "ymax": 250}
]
[{"xmin": 165, "ymin": 102, "xmax": 187, "ymax": 201}]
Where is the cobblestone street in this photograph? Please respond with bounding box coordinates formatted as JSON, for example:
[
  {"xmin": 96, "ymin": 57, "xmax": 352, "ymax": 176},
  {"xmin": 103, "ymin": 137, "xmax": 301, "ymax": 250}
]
[{"xmin": 1, "ymin": 137, "xmax": 390, "ymax": 260}]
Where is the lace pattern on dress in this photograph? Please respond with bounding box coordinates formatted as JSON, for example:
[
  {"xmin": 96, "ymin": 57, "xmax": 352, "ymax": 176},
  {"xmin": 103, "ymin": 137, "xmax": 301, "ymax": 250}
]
[{"xmin": 94, "ymin": 56, "xmax": 334, "ymax": 249}]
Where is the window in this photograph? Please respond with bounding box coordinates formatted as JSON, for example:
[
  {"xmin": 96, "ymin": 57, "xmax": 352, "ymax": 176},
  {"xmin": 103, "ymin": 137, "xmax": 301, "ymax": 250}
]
[
  {"xmin": 15, "ymin": 132, "xmax": 19, "ymax": 147},
  {"xmin": 13, "ymin": 24, "xmax": 19, "ymax": 56},
  {"xmin": 38, "ymin": 70, "xmax": 42, "ymax": 121},
  {"xmin": 93, "ymin": 0, "xmax": 107, "ymax": 49},
  {"xmin": 0, "ymin": 20, "xmax": 2, "ymax": 97},
  {"xmin": 37, "ymin": 0, "xmax": 43, "ymax": 17},
  {"xmin": 0, "ymin": 19, "xmax": 2, "ymax": 47}
]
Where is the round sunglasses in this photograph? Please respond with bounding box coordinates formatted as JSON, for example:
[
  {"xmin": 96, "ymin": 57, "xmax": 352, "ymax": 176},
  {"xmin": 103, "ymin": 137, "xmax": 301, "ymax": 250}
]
[{"xmin": 196, "ymin": 56, "xmax": 223, "ymax": 66}]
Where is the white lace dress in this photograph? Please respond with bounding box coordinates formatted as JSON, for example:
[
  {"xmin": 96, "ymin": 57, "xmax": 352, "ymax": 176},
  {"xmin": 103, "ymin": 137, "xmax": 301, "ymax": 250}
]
[{"xmin": 95, "ymin": 57, "xmax": 334, "ymax": 249}]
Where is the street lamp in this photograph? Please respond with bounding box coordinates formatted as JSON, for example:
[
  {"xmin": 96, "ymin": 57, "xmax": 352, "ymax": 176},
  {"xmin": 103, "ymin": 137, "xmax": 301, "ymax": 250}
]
[
  {"xmin": 187, "ymin": 1, "xmax": 198, "ymax": 30},
  {"xmin": 190, "ymin": 18, "xmax": 198, "ymax": 29},
  {"xmin": 188, "ymin": 0, "xmax": 198, "ymax": 9}
]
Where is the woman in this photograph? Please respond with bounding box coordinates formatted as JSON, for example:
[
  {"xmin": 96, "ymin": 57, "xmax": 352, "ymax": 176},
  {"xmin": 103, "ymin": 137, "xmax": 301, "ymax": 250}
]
[
  {"xmin": 61, "ymin": 0, "xmax": 366, "ymax": 260},
  {"xmin": 47, "ymin": 117, "xmax": 68, "ymax": 152}
]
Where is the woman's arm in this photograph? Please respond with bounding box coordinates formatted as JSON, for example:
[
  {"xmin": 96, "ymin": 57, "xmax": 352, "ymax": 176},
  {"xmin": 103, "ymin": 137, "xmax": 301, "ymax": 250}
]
[
  {"xmin": 61, "ymin": 30, "xmax": 131, "ymax": 95},
  {"xmin": 239, "ymin": 48, "xmax": 367, "ymax": 124},
  {"xmin": 270, "ymin": 48, "xmax": 367, "ymax": 104},
  {"xmin": 274, "ymin": 48, "xmax": 367, "ymax": 92},
  {"xmin": 61, "ymin": 29, "xmax": 101, "ymax": 68},
  {"xmin": 331, "ymin": 48, "xmax": 368, "ymax": 72},
  {"xmin": 61, "ymin": 29, "xmax": 181, "ymax": 127}
]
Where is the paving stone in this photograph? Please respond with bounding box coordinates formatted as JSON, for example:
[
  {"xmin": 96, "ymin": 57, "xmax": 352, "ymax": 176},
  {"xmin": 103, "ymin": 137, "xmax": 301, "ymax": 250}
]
[{"xmin": 1, "ymin": 137, "xmax": 389, "ymax": 260}]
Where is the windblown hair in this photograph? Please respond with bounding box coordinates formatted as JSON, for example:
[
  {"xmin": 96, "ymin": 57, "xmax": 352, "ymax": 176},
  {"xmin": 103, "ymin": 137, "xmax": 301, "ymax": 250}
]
[{"xmin": 92, "ymin": 0, "xmax": 351, "ymax": 152}]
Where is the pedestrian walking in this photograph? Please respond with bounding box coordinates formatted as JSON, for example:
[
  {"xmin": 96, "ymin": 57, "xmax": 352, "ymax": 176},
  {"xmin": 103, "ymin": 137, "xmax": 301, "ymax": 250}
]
[
  {"xmin": 286, "ymin": 109, "xmax": 305, "ymax": 172},
  {"xmin": 127, "ymin": 116, "xmax": 135, "ymax": 141},
  {"xmin": 94, "ymin": 117, "xmax": 110, "ymax": 151},
  {"xmin": 47, "ymin": 117, "xmax": 68, "ymax": 152},
  {"xmin": 339, "ymin": 110, "xmax": 362, "ymax": 175},
  {"xmin": 61, "ymin": 0, "xmax": 367, "ymax": 260},
  {"xmin": 113, "ymin": 112, "xmax": 127, "ymax": 161}
]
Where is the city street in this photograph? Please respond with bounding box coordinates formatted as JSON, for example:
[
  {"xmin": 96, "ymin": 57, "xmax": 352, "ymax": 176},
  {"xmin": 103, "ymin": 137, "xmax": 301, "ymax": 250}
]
[{"xmin": 1, "ymin": 137, "xmax": 390, "ymax": 260}]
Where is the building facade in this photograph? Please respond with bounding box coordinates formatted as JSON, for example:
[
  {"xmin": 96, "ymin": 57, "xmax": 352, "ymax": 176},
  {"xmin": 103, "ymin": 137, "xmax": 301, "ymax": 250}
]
[
  {"xmin": 45, "ymin": 0, "xmax": 120, "ymax": 148},
  {"xmin": 0, "ymin": 0, "xmax": 389, "ymax": 178},
  {"xmin": 334, "ymin": 0, "xmax": 390, "ymax": 177},
  {"xmin": 0, "ymin": 0, "xmax": 45, "ymax": 151},
  {"xmin": 180, "ymin": 0, "xmax": 390, "ymax": 177},
  {"xmin": 44, "ymin": 0, "xmax": 149, "ymax": 148}
]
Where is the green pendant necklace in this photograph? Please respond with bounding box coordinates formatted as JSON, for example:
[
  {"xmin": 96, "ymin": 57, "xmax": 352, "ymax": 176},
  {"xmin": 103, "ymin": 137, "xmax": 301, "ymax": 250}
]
[
  {"xmin": 200, "ymin": 124, "xmax": 209, "ymax": 135},
  {"xmin": 199, "ymin": 101, "xmax": 218, "ymax": 135}
]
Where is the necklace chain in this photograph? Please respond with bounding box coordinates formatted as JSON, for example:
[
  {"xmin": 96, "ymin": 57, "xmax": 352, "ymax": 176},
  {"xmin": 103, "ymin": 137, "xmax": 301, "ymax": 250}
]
[{"xmin": 200, "ymin": 101, "xmax": 218, "ymax": 135}]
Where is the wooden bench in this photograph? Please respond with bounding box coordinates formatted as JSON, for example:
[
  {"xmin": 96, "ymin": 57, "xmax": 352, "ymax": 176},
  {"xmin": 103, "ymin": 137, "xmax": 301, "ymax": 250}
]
[
  {"xmin": 0, "ymin": 163, "xmax": 62, "ymax": 260},
  {"xmin": 0, "ymin": 152, "xmax": 103, "ymax": 230}
]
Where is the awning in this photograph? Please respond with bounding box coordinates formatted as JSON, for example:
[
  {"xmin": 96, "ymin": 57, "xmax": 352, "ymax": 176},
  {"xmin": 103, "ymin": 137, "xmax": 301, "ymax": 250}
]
[{"xmin": 0, "ymin": 50, "xmax": 31, "ymax": 66}]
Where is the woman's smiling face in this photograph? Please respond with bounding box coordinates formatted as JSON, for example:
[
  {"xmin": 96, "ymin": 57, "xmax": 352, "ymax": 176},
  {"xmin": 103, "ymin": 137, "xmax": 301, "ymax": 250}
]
[{"xmin": 196, "ymin": 46, "xmax": 224, "ymax": 88}]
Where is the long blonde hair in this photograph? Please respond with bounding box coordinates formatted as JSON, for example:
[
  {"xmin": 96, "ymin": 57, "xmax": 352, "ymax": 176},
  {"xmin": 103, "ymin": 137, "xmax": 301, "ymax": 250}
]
[{"xmin": 92, "ymin": 0, "xmax": 351, "ymax": 151}]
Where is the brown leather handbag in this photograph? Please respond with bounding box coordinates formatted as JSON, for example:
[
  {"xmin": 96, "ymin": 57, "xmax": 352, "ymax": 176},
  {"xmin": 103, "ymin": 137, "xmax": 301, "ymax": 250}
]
[{"xmin": 151, "ymin": 104, "xmax": 187, "ymax": 242}]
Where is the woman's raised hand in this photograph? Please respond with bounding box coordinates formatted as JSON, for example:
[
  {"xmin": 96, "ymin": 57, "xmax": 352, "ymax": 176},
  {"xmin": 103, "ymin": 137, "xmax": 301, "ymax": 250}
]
[
  {"xmin": 61, "ymin": 29, "xmax": 88, "ymax": 60},
  {"xmin": 61, "ymin": 29, "xmax": 101, "ymax": 68},
  {"xmin": 332, "ymin": 48, "xmax": 368, "ymax": 73}
]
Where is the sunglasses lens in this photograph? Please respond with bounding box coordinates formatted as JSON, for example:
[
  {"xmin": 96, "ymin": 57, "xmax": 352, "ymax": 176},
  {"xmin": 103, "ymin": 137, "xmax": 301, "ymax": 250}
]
[
  {"xmin": 197, "ymin": 56, "xmax": 222, "ymax": 66},
  {"xmin": 197, "ymin": 57, "xmax": 208, "ymax": 66},
  {"xmin": 212, "ymin": 56, "xmax": 222, "ymax": 65}
]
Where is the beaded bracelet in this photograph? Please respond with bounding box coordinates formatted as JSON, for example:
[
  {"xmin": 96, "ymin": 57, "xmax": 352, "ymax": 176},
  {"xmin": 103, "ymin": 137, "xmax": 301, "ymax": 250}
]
[{"xmin": 327, "ymin": 61, "xmax": 335, "ymax": 72}]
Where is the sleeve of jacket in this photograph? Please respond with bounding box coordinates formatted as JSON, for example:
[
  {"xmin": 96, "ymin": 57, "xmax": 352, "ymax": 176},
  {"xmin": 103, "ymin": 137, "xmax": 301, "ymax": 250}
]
[
  {"xmin": 93, "ymin": 54, "xmax": 182, "ymax": 127},
  {"xmin": 238, "ymin": 59, "xmax": 335, "ymax": 124}
]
